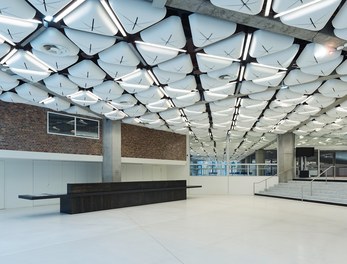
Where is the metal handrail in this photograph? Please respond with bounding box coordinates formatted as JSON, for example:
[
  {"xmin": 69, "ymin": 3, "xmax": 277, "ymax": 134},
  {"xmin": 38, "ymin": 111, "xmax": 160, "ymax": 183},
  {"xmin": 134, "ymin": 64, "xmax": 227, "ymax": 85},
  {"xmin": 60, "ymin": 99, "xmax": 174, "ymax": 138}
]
[
  {"xmin": 253, "ymin": 167, "xmax": 294, "ymax": 194},
  {"xmin": 310, "ymin": 165, "xmax": 335, "ymax": 195}
]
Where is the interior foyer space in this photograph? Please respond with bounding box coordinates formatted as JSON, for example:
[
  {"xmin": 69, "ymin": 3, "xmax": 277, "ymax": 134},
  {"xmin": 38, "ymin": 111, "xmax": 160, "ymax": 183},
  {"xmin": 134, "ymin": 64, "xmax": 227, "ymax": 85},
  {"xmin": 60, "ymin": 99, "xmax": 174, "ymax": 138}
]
[{"xmin": 1, "ymin": 195, "xmax": 347, "ymax": 264}]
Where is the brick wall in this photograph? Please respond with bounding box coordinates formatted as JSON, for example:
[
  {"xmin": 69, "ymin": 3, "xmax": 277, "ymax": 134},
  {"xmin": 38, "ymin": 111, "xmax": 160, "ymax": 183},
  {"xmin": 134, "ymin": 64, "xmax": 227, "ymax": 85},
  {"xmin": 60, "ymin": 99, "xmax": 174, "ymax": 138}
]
[
  {"xmin": 0, "ymin": 101, "xmax": 102, "ymax": 155},
  {"xmin": 121, "ymin": 124, "xmax": 186, "ymax": 161},
  {"xmin": 0, "ymin": 101, "xmax": 186, "ymax": 159}
]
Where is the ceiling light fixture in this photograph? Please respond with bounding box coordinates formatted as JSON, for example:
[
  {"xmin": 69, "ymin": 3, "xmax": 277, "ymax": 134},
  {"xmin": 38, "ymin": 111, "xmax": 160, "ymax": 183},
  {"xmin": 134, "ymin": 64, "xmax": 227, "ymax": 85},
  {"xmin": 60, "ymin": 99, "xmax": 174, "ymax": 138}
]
[
  {"xmin": 238, "ymin": 65, "xmax": 245, "ymax": 81},
  {"xmin": 0, "ymin": 15, "xmax": 41, "ymax": 26},
  {"xmin": 250, "ymin": 62, "xmax": 287, "ymax": 71},
  {"xmin": 264, "ymin": 0, "xmax": 273, "ymax": 16},
  {"xmin": 147, "ymin": 69, "xmax": 160, "ymax": 85},
  {"xmin": 135, "ymin": 41, "xmax": 186, "ymax": 53},
  {"xmin": 100, "ymin": 0, "xmax": 127, "ymax": 37},
  {"xmin": 39, "ymin": 97, "xmax": 55, "ymax": 104},
  {"xmin": 273, "ymin": 0, "xmax": 324, "ymax": 18},
  {"xmin": 0, "ymin": 48, "xmax": 17, "ymax": 64},
  {"xmin": 197, "ymin": 53, "xmax": 240, "ymax": 62},
  {"xmin": 53, "ymin": 0, "xmax": 86, "ymax": 23},
  {"xmin": 158, "ymin": 86, "xmax": 169, "ymax": 97},
  {"xmin": 242, "ymin": 33, "xmax": 252, "ymax": 60}
]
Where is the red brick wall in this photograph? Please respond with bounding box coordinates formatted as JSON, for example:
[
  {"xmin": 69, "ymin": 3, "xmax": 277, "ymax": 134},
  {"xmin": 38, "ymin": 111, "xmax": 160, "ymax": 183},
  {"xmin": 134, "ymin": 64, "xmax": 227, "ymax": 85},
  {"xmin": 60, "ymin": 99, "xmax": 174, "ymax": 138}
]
[
  {"xmin": 0, "ymin": 101, "xmax": 102, "ymax": 155},
  {"xmin": 0, "ymin": 101, "xmax": 186, "ymax": 160},
  {"xmin": 121, "ymin": 124, "xmax": 186, "ymax": 161}
]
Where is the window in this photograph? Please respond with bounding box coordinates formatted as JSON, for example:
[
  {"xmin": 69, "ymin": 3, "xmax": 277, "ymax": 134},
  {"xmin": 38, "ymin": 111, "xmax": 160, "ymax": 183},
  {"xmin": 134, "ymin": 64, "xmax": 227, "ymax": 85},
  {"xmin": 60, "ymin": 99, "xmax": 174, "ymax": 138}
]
[{"xmin": 48, "ymin": 112, "xmax": 99, "ymax": 139}]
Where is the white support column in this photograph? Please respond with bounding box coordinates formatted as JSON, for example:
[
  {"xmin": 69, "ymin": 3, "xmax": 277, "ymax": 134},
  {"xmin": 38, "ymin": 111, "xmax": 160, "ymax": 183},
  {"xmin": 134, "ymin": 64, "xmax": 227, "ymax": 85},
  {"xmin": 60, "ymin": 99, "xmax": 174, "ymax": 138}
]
[
  {"xmin": 102, "ymin": 119, "xmax": 122, "ymax": 182},
  {"xmin": 277, "ymin": 133, "xmax": 295, "ymax": 183}
]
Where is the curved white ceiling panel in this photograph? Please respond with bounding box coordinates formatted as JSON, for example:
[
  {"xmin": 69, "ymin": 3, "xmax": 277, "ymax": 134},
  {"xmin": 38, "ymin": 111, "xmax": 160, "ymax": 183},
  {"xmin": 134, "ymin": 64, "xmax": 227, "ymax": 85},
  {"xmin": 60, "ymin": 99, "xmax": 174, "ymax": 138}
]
[
  {"xmin": 200, "ymin": 74, "xmax": 229, "ymax": 90},
  {"xmin": 15, "ymin": 83, "xmax": 48, "ymax": 103},
  {"xmin": 204, "ymin": 91, "xmax": 228, "ymax": 102},
  {"xmin": 334, "ymin": 28, "xmax": 347, "ymax": 40},
  {"xmin": 263, "ymin": 109, "xmax": 287, "ymax": 119},
  {"xmin": 172, "ymin": 92, "xmax": 200, "ymax": 107},
  {"xmin": 109, "ymin": 94, "xmax": 137, "ymax": 109},
  {"xmin": 0, "ymin": 91, "xmax": 34, "ymax": 104},
  {"xmin": 6, "ymin": 50, "xmax": 48, "ymax": 71},
  {"xmin": 306, "ymin": 94, "xmax": 335, "ymax": 108},
  {"xmin": 67, "ymin": 75, "xmax": 103, "ymax": 88},
  {"xmin": 104, "ymin": 110, "xmax": 127, "ymax": 120},
  {"xmin": 42, "ymin": 97, "xmax": 70, "ymax": 112},
  {"xmin": 92, "ymin": 81, "xmax": 123, "ymax": 101},
  {"xmin": 98, "ymin": 42, "xmax": 140, "ymax": 66},
  {"xmin": 326, "ymin": 107, "xmax": 347, "ymax": 118},
  {"xmin": 64, "ymin": 28, "xmax": 116, "ymax": 56},
  {"xmin": 31, "ymin": 27, "xmax": 79, "ymax": 56},
  {"xmin": 136, "ymin": 42, "xmax": 178, "ymax": 66},
  {"xmin": 300, "ymin": 56, "xmax": 343, "ymax": 76},
  {"xmin": 89, "ymin": 101, "xmax": 115, "ymax": 114},
  {"xmin": 64, "ymin": 105, "xmax": 99, "ymax": 118},
  {"xmin": 159, "ymin": 109, "xmax": 181, "ymax": 120},
  {"xmin": 147, "ymin": 99, "xmax": 171, "ymax": 112},
  {"xmin": 294, "ymin": 104, "xmax": 320, "ymax": 115},
  {"xmin": 0, "ymin": 0, "xmax": 36, "ymax": 19},
  {"xmin": 241, "ymin": 98, "xmax": 267, "ymax": 110},
  {"xmin": 152, "ymin": 67, "xmax": 186, "ymax": 84},
  {"xmin": 167, "ymin": 75, "xmax": 197, "ymax": 90},
  {"xmin": 118, "ymin": 82, "xmax": 150, "ymax": 94},
  {"xmin": 140, "ymin": 16, "xmax": 186, "ymax": 49},
  {"xmin": 164, "ymin": 87, "xmax": 191, "ymax": 98},
  {"xmin": 284, "ymin": 69, "xmax": 319, "ymax": 85},
  {"xmin": 158, "ymin": 54, "xmax": 193, "ymax": 74},
  {"xmin": 44, "ymin": 73, "xmax": 78, "ymax": 96},
  {"xmin": 276, "ymin": 89, "xmax": 307, "ymax": 102},
  {"xmin": 204, "ymin": 33, "xmax": 245, "ymax": 59},
  {"xmin": 248, "ymin": 90, "xmax": 276, "ymax": 100},
  {"xmin": 211, "ymin": 0, "xmax": 264, "ymax": 15},
  {"xmin": 68, "ymin": 60, "xmax": 105, "ymax": 79},
  {"xmin": 240, "ymin": 81, "xmax": 268, "ymax": 95},
  {"xmin": 244, "ymin": 63, "xmax": 278, "ymax": 80},
  {"xmin": 278, "ymin": 0, "xmax": 340, "ymax": 31},
  {"xmin": 209, "ymin": 83, "xmax": 236, "ymax": 95},
  {"xmin": 122, "ymin": 104, "xmax": 146, "ymax": 117},
  {"xmin": 32, "ymin": 50, "xmax": 78, "ymax": 71},
  {"xmin": 296, "ymin": 43, "xmax": 341, "ymax": 68},
  {"xmin": 287, "ymin": 112, "xmax": 310, "ymax": 122},
  {"xmin": 210, "ymin": 98, "xmax": 237, "ymax": 110},
  {"xmin": 0, "ymin": 18, "xmax": 39, "ymax": 45},
  {"xmin": 97, "ymin": 60, "xmax": 136, "ymax": 80},
  {"xmin": 196, "ymin": 53, "xmax": 233, "ymax": 72},
  {"xmin": 68, "ymin": 90, "xmax": 100, "ymax": 106},
  {"xmin": 0, "ymin": 71, "xmax": 19, "ymax": 91},
  {"xmin": 207, "ymin": 63, "xmax": 240, "ymax": 81},
  {"xmin": 315, "ymin": 114, "xmax": 337, "ymax": 124},
  {"xmin": 269, "ymin": 100, "xmax": 296, "ymax": 113},
  {"xmin": 0, "ymin": 42, "xmax": 11, "ymax": 58},
  {"xmin": 289, "ymin": 81, "xmax": 322, "ymax": 95},
  {"xmin": 252, "ymin": 72, "xmax": 286, "ymax": 87},
  {"xmin": 272, "ymin": 0, "xmax": 315, "ymax": 13},
  {"xmin": 318, "ymin": 79, "xmax": 347, "ymax": 98},
  {"xmin": 135, "ymin": 86, "xmax": 164, "ymax": 104},
  {"xmin": 249, "ymin": 30, "xmax": 294, "ymax": 58},
  {"xmin": 121, "ymin": 69, "xmax": 152, "ymax": 86},
  {"xmin": 336, "ymin": 59, "xmax": 347, "ymax": 74},
  {"xmin": 188, "ymin": 13, "xmax": 236, "ymax": 48},
  {"xmin": 257, "ymin": 45, "xmax": 299, "ymax": 69},
  {"xmin": 63, "ymin": 0, "xmax": 118, "ymax": 36},
  {"xmin": 27, "ymin": 0, "xmax": 72, "ymax": 17},
  {"xmin": 332, "ymin": 1, "xmax": 347, "ymax": 29},
  {"xmin": 109, "ymin": 0, "xmax": 166, "ymax": 34},
  {"xmin": 138, "ymin": 113, "xmax": 160, "ymax": 123}
]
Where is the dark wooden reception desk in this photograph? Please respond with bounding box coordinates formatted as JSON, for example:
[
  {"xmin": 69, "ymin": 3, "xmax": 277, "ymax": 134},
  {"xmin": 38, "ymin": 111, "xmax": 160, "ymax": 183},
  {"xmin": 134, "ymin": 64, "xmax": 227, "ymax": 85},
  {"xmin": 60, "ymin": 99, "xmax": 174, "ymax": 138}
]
[{"xmin": 19, "ymin": 180, "xmax": 201, "ymax": 214}]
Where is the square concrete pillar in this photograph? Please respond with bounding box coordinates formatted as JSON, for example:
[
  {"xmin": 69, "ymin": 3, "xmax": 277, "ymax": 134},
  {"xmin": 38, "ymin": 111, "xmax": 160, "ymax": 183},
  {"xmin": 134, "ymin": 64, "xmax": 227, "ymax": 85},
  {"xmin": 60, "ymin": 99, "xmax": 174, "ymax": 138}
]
[{"xmin": 277, "ymin": 133, "xmax": 295, "ymax": 183}]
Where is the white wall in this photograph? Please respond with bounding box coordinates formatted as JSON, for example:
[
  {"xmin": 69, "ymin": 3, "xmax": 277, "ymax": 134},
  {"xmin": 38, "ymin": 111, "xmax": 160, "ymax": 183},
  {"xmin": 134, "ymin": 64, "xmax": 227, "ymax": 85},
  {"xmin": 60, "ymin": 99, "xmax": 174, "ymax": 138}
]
[
  {"xmin": 121, "ymin": 163, "xmax": 168, "ymax": 181},
  {"xmin": 0, "ymin": 161, "xmax": 4, "ymax": 209},
  {"xmin": 188, "ymin": 176, "xmax": 279, "ymax": 195},
  {"xmin": 0, "ymin": 158, "xmax": 102, "ymax": 209}
]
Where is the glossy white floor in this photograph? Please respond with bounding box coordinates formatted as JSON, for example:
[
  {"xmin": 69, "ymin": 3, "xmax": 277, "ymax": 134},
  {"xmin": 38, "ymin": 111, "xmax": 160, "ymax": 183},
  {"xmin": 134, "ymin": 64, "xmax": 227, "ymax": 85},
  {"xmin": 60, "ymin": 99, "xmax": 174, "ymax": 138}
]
[{"xmin": 1, "ymin": 195, "xmax": 347, "ymax": 264}]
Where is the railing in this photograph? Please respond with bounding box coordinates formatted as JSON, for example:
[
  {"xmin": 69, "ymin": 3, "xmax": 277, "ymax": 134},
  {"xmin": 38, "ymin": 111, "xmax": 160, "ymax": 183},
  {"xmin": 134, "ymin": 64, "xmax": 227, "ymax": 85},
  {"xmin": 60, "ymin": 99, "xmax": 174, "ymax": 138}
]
[
  {"xmin": 253, "ymin": 167, "xmax": 294, "ymax": 194},
  {"xmin": 310, "ymin": 165, "xmax": 335, "ymax": 195},
  {"xmin": 190, "ymin": 163, "xmax": 277, "ymax": 176}
]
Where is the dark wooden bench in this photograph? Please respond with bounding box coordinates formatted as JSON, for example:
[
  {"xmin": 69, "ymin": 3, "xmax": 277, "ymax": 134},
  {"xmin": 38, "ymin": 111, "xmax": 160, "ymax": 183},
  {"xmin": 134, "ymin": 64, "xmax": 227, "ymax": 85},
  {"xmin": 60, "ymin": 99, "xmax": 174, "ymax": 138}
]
[{"xmin": 19, "ymin": 180, "xmax": 201, "ymax": 214}]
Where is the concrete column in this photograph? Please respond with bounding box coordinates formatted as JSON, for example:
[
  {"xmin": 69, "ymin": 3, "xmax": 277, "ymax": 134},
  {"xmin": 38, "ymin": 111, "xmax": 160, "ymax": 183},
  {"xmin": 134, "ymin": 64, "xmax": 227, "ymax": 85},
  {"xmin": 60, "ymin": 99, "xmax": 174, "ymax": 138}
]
[
  {"xmin": 255, "ymin": 149, "xmax": 265, "ymax": 176},
  {"xmin": 102, "ymin": 119, "xmax": 121, "ymax": 182},
  {"xmin": 277, "ymin": 133, "xmax": 295, "ymax": 183}
]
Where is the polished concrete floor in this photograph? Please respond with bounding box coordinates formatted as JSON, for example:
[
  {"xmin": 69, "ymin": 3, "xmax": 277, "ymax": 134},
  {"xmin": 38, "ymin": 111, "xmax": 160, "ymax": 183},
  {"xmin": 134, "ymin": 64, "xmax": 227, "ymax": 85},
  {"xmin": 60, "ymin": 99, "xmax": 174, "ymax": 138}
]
[{"xmin": 1, "ymin": 195, "xmax": 347, "ymax": 264}]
